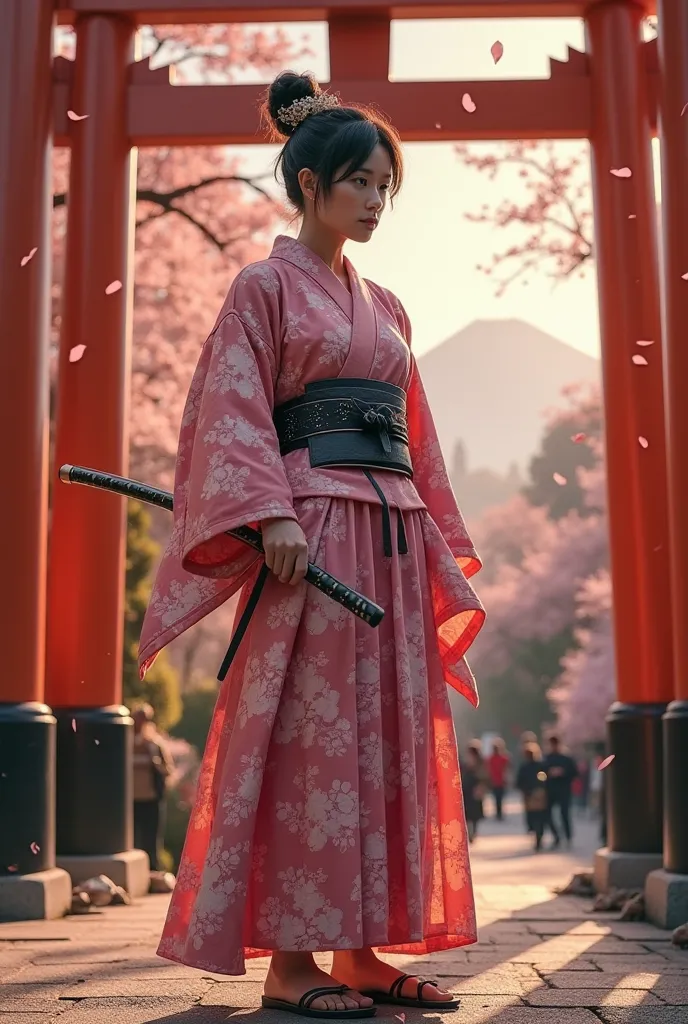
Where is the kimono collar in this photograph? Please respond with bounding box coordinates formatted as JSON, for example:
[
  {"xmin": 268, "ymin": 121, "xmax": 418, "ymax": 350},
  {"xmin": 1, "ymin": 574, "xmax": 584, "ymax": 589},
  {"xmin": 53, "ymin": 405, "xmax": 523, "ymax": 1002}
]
[{"xmin": 270, "ymin": 235, "xmax": 379, "ymax": 377}]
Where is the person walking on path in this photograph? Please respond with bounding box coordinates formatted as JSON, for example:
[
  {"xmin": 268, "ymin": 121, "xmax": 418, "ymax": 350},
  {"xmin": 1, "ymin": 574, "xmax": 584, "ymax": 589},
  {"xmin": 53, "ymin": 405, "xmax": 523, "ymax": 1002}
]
[
  {"xmin": 543, "ymin": 735, "xmax": 578, "ymax": 848},
  {"xmin": 132, "ymin": 704, "xmax": 175, "ymax": 872},
  {"xmin": 487, "ymin": 738, "xmax": 510, "ymax": 821},
  {"xmin": 515, "ymin": 742, "xmax": 549, "ymax": 852},
  {"xmin": 461, "ymin": 742, "xmax": 489, "ymax": 843}
]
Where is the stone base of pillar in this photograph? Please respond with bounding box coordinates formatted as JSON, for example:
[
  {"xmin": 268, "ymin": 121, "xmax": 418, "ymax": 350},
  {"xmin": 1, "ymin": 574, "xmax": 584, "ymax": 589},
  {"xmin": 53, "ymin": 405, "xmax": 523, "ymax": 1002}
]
[
  {"xmin": 57, "ymin": 849, "xmax": 150, "ymax": 898},
  {"xmin": 0, "ymin": 868, "xmax": 73, "ymax": 921},
  {"xmin": 593, "ymin": 846, "xmax": 663, "ymax": 893},
  {"xmin": 645, "ymin": 868, "xmax": 688, "ymax": 929}
]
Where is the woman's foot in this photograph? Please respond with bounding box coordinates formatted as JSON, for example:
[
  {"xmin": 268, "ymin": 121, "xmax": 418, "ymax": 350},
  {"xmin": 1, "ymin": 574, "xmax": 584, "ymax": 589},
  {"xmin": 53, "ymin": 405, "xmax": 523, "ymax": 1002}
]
[
  {"xmin": 331, "ymin": 948, "xmax": 455, "ymax": 1003},
  {"xmin": 264, "ymin": 952, "xmax": 374, "ymax": 1012}
]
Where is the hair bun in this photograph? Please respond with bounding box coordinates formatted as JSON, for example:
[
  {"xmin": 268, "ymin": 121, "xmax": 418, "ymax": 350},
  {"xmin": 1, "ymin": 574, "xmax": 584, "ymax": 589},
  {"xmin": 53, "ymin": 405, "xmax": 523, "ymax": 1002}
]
[{"xmin": 267, "ymin": 70, "xmax": 320, "ymax": 137}]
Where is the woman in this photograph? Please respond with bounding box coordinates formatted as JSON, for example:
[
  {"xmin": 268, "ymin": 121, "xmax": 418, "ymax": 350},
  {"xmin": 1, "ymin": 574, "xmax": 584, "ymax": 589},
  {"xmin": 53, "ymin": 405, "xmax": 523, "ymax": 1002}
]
[
  {"xmin": 138, "ymin": 70, "xmax": 485, "ymax": 1018},
  {"xmin": 516, "ymin": 742, "xmax": 549, "ymax": 851},
  {"xmin": 461, "ymin": 742, "xmax": 489, "ymax": 842}
]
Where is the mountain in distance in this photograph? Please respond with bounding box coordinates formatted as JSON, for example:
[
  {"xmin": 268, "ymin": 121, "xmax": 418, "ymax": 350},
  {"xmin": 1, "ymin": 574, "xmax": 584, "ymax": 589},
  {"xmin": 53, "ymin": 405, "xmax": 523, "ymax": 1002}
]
[{"xmin": 417, "ymin": 318, "xmax": 600, "ymax": 477}]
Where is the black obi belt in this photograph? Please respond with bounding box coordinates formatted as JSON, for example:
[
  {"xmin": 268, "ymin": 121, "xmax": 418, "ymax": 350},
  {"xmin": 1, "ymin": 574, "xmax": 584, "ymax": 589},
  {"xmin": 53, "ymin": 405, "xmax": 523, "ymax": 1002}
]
[{"xmin": 273, "ymin": 377, "xmax": 413, "ymax": 557}]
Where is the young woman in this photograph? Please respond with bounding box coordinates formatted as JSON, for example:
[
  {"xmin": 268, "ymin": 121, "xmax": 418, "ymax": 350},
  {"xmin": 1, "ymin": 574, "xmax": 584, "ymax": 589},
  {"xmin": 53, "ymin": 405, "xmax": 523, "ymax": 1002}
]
[
  {"xmin": 516, "ymin": 743, "xmax": 549, "ymax": 852},
  {"xmin": 138, "ymin": 70, "xmax": 485, "ymax": 1019}
]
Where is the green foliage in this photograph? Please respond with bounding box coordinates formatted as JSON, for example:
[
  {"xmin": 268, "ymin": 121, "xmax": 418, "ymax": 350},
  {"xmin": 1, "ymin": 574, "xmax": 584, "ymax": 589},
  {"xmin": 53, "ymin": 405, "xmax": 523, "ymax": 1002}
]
[
  {"xmin": 169, "ymin": 682, "xmax": 218, "ymax": 758},
  {"xmin": 123, "ymin": 500, "xmax": 182, "ymax": 731},
  {"xmin": 523, "ymin": 387, "xmax": 602, "ymax": 521}
]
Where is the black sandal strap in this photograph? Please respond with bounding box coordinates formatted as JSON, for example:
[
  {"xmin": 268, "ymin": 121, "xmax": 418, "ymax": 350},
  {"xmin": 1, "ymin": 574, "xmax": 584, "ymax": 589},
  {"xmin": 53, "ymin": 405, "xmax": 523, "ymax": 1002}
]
[
  {"xmin": 300, "ymin": 984, "xmax": 347, "ymax": 1009},
  {"xmin": 417, "ymin": 979, "xmax": 439, "ymax": 1001},
  {"xmin": 389, "ymin": 974, "xmax": 410, "ymax": 1000}
]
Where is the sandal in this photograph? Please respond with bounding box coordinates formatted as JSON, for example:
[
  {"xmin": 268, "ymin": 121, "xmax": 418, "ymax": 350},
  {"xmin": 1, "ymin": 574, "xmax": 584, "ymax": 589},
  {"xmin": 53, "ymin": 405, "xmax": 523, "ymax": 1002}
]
[
  {"xmin": 262, "ymin": 984, "xmax": 378, "ymax": 1018},
  {"xmin": 360, "ymin": 973, "xmax": 461, "ymax": 1010}
]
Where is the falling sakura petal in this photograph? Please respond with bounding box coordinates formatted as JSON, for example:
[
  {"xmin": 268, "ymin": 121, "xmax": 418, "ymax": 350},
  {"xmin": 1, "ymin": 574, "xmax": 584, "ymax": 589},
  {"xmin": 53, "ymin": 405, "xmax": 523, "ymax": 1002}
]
[
  {"xmin": 598, "ymin": 754, "xmax": 615, "ymax": 771},
  {"xmin": 681, "ymin": 102, "xmax": 688, "ymax": 117},
  {"xmin": 67, "ymin": 110, "xmax": 89, "ymax": 121},
  {"xmin": 395, "ymin": 1015, "xmax": 406, "ymax": 1023},
  {"xmin": 610, "ymin": 167, "xmax": 632, "ymax": 178},
  {"xmin": 632, "ymin": 354, "xmax": 648, "ymax": 365},
  {"xmin": 435, "ymin": 123, "xmax": 442, "ymax": 129},
  {"xmin": 69, "ymin": 344, "xmax": 86, "ymax": 363},
  {"xmin": 553, "ymin": 472, "xmax": 567, "ymax": 486},
  {"xmin": 636, "ymin": 339, "xmax": 654, "ymax": 346},
  {"xmin": 105, "ymin": 279, "xmax": 122, "ymax": 295},
  {"xmin": 639, "ymin": 436, "xmax": 649, "ymax": 448},
  {"xmin": 682, "ymin": 272, "xmax": 688, "ymax": 280},
  {"xmin": 462, "ymin": 93, "xmax": 476, "ymax": 113},
  {"xmin": 628, "ymin": 214, "xmax": 637, "ymax": 219},
  {"xmin": 30, "ymin": 842, "xmax": 40, "ymax": 855},
  {"xmin": 21, "ymin": 247, "xmax": 38, "ymax": 267},
  {"xmin": 71, "ymin": 718, "xmax": 77, "ymax": 732},
  {"xmin": 491, "ymin": 40, "xmax": 504, "ymax": 64},
  {"xmin": 572, "ymin": 432, "xmax": 587, "ymax": 443}
]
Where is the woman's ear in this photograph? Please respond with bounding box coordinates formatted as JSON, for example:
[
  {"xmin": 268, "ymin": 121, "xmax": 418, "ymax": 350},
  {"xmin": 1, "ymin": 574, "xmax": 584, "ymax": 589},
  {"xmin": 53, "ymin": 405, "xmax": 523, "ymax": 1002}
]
[{"xmin": 297, "ymin": 167, "xmax": 317, "ymax": 203}]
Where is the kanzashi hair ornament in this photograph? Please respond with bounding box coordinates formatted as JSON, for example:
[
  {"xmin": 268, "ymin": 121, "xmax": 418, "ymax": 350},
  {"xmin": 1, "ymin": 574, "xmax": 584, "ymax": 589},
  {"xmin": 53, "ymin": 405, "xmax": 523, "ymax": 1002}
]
[{"xmin": 277, "ymin": 92, "xmax": 340, "ymax": 128}]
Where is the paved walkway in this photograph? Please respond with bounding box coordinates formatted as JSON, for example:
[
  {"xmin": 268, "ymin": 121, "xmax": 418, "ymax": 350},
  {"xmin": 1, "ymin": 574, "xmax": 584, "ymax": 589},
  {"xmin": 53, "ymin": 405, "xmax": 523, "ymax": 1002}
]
[{"xmin": 1, "ymin": 805, "xmax": 686, "ymax": 1024}]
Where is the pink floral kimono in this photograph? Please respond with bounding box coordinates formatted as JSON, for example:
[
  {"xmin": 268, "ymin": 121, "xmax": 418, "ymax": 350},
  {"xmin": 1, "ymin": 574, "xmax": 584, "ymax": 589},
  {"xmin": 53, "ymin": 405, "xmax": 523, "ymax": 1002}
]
[{"xmin": 139, "ymin": 235, "xmax": 485, "ymax": 975}]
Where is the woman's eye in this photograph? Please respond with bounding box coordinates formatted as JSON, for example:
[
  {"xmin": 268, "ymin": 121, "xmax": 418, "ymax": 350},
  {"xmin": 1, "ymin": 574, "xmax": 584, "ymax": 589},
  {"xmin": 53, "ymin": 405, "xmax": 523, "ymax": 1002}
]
[{"xmin": 354, "ymin": 177, "xmax": 367, "ymax": 186}]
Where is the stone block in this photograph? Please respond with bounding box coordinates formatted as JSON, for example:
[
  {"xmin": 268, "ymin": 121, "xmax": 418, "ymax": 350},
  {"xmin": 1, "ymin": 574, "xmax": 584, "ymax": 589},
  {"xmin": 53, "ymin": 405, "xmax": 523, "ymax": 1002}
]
[
  {"xmin": 596, "ymin": 1009, "xmax": 688, "ymax": 1023},
  {"xmin": 542, "ymin": 972, "xmax": 660, "ymax": 989},
  {"xmin": 526, "ymin": 988, "xmax": 662, "ymax": 1007},
  {"xmin": 645, "ymin": 869, "xmax": 688, "ymax": 930},
  {"xmin": 594, "ymin": 848, "xmax": 663, "ymax": 893},
  {"xmin": 0, "ymin": 869, "xmax": 72, "ymax": 922},
  {"xmin": 58, "ymin": 976, "xmax": 210, "ymax": 999},
  {"xmin": 56, "ymin": 851, "xmax": 149, "ymax": 899},
  {"xmin": 56, "ymin": 998, "xmax": 220, "ymax": 1024}
]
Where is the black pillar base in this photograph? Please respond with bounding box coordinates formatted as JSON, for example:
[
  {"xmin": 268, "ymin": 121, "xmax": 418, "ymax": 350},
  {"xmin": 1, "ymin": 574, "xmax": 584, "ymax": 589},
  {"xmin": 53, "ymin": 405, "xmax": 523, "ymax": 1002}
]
[
  {"xmin": 606, "ymin": 701, "xmax": 665, "ymax": 854},
  {"xmin": 0, "ymin": 702, "xmax": 56, "ymax": 875},
  {"xmin": 55, "ymin": 705, "xmax": 133, "ymax": 856},
  {"xmin": 663, "ymin": 700, "xmax": 688, "ymax": 874}
]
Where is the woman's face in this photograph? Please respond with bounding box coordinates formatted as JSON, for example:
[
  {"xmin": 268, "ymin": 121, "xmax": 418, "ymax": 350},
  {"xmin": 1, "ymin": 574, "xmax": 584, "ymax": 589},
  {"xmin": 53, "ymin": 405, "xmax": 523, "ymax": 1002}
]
[{"xmin": 305, "ymin": 143, "xmax": 393, "ymax": 244}]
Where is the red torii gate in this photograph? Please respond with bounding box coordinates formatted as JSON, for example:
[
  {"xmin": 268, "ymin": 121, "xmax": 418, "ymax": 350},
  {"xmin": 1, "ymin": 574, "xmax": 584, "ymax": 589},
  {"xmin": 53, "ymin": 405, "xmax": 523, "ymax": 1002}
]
[{"xmin": 0, "ymin": 0, "xmax": 686, "ymax": 926}]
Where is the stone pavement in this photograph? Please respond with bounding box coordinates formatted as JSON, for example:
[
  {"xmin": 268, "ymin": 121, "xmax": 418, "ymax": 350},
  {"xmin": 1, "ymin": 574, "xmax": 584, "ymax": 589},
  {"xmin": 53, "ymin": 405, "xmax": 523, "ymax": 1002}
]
[{"xmin": 1, "ymin": 806, "xmax": 686, "ymax": 1024}]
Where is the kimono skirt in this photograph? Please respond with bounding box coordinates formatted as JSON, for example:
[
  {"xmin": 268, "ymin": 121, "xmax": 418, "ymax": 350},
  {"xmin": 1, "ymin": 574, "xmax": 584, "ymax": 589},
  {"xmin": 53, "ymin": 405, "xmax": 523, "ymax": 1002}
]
[{"xmin": 156, "ymin": 487, "xmax": 484, "ymax": 976}]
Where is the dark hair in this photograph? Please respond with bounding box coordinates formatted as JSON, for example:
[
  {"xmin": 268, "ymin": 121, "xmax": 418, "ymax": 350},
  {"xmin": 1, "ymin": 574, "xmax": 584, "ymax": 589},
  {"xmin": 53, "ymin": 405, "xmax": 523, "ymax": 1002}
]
[
  {"xmin": 549, "ymin": 735, "xmax": 560, "ymax": 746},
  {"xmin": 262, "ymin": 70, "xmax": 404, "ymax": 212}
]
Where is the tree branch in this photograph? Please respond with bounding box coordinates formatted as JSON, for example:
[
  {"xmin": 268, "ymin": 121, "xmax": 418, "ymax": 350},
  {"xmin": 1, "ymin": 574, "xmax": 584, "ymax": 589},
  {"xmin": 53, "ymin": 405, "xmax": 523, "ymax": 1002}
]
[{"xmin": 53, "ymin": 173, "xmax": 280, "ymax": 252}]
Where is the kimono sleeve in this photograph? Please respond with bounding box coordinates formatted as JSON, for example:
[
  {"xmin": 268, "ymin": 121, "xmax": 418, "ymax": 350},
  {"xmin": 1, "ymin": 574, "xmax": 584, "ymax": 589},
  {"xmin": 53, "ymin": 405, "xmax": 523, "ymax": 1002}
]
[
  {"xmin": 179, "ymin": 275, "xmax": 298, "ymax": 577},
  {"xmin": 395, "ymin": 299, "xmax": 482, "ymax": 580}
]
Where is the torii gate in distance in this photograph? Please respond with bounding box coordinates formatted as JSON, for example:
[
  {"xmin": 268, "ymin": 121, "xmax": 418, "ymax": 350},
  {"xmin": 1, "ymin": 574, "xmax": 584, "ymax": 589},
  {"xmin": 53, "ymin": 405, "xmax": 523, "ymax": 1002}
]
[{"xmin": 0, "ymin": 0, "xmax": 687, "ymax": 926}]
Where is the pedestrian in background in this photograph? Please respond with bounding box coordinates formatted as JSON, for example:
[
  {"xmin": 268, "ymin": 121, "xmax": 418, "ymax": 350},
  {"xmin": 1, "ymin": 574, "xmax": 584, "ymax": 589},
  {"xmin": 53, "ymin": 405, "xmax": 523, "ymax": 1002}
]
[
  {"xmin": 461, "ymin": 742, "xmax": 489, "ymax": 843},
  {"xmin": 487, "ymin": 738, "xmax": 510, "ymax": 821},
  {"xmin": 516, "ymin": 742, "xmax": 549, "ymax": 851},
  {"xmin": 132, "ymin": 704, "xmax": 174, "ymax": 872},
  {"xmin": 543, "ymin": 735, "xmax": 578, "ymax": 848}
]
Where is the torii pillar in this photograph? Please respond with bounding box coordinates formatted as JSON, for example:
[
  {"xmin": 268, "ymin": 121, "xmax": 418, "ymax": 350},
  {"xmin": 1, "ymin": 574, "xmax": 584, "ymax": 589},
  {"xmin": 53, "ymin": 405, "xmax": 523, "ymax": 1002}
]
[
  {"xmin": 0, "ymin": 0, "xmax": 72, "ymax": 918},
  {"xmin": 585, "ymin": 0, "xmax": 674, "ymax": 891},
  {"xmin": 45, "ymin": 13, "xmax": 148, "ymax": 896},
  {"xmin": 645, "ymin": 0, "xmax": 688, "ymax": 928}
]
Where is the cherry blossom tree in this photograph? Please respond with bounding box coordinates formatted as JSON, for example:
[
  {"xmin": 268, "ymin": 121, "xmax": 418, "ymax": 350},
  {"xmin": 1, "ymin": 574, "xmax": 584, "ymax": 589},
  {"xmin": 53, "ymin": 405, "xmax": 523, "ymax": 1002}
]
[
  {"xmin": 468, "ymin": 384, "xmax": 613, "ymax": 745},
  {"xmin": 455, "ymin": 140, "xmax": 593, "ymax": 295}
]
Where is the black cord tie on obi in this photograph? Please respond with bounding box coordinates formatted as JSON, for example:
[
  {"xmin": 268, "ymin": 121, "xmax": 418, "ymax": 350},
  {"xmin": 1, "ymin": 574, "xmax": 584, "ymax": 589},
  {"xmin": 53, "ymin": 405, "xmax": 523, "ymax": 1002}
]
[
  {"xmin": 362, "ymin": 469, "xmax": 408, "ymax": 557},
  {"xmin": 353, "ymin": 398, "xmax": 395, "ymax": 455}
]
